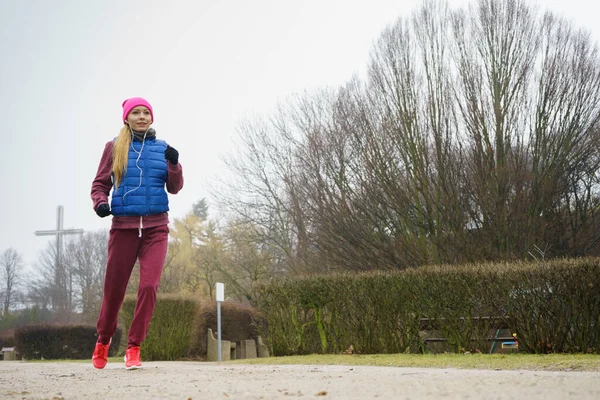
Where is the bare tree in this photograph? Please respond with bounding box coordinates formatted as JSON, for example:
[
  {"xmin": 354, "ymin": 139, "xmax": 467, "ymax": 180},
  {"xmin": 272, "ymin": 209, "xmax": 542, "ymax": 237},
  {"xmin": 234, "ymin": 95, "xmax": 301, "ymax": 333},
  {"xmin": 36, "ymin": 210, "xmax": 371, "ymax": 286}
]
[
  {"xmin": 218, "ymin": 218, "xmax": 285, "ymax": 302},
  {"xmin": 63, "ymin": 230, "xmax": 109, "ymax": 322},
  {"xmin": 28, "ymin": 230, "xmax": 108, "ymax": 322},
  {"xmin": 192, "ymin": 221, "xmax": 226, "ymax": 298},
  {"xmin": 216, "ymin": 0, "xmax": 600, "ymax": 272},
  {"xmin": 215, "ymin": 111, "xmax": 306, "ymax": 275},
  {"xmin": 164, "ymin": 209, "xmax": 209, "ymax": 294},
  {"xmin": 29, "ymin": 241, "xmax": 70, "ymax": 320},
  {"xmin": 0, "ymin": 248, "xmax": 24, "ymax": 316},
  {"xmin": 527, "ymin": 12, "xmax": 600, "ymax": 255}
]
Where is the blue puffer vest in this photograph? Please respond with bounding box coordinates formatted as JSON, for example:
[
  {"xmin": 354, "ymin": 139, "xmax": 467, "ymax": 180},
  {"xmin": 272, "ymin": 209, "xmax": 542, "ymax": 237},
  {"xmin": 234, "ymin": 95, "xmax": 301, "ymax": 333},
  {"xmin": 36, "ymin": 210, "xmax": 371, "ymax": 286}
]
[{"xmin": 110, "ymin": 137, "xmax": 169, "ymax": 216}]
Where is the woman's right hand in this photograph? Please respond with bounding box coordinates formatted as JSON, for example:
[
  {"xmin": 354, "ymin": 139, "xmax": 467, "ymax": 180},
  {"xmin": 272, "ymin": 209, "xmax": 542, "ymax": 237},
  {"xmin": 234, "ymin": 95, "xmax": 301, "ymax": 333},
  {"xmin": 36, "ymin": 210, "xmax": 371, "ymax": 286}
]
[{"xmin": 95, "ymin": 204, "xmax": 111, "ymax": 218}]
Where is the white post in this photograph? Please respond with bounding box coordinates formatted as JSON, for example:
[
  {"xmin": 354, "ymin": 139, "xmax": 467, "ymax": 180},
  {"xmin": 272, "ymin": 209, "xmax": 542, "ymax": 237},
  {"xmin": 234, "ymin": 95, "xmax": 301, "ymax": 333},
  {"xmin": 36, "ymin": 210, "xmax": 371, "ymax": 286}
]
[{"xmin": 216, "ymin": 282, "xmax": 225, "ymax": 362}]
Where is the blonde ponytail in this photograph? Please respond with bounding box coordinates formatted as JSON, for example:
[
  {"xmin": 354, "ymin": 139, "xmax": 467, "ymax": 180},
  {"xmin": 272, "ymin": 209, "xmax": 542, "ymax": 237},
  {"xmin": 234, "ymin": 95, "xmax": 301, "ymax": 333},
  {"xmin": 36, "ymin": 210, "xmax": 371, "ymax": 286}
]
[{"xmin": 112, "ymin": 125, "xmax": 131, "ymax": 189}]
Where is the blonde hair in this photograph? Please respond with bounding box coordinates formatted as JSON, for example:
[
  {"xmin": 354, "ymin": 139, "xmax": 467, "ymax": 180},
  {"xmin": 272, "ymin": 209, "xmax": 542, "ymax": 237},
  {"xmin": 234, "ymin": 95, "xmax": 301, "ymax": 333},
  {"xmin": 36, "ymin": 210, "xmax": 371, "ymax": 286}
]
[{"xmin": 112, "ymin": 125, "xmax": 131, "ymax": 189}]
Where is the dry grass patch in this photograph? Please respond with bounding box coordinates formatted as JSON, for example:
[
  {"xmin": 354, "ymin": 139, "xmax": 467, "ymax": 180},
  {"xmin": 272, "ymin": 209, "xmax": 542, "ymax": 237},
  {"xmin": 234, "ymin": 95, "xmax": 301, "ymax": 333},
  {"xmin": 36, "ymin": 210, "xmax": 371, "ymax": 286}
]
[{"xmin": 230, "ymin": 353, "xmax": 600, "ymax": 371}]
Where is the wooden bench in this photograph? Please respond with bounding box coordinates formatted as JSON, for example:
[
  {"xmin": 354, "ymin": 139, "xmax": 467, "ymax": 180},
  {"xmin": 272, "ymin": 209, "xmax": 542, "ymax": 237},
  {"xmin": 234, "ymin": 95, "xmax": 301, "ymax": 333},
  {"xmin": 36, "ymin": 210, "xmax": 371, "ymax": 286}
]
[{"xmin": 418, "ymin": 316, "xmax": 517, "ymax": 353}]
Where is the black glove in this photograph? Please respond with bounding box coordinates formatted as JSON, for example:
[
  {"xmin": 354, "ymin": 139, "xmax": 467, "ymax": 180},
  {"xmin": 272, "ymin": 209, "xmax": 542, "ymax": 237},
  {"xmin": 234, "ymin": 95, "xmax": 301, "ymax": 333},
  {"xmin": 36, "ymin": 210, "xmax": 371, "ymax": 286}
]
[
  {"xmin": 165, "ymin": 145, "xmax": 179, "ymax": 165},
  {"xmin": 95, "ymin": 203, "xmax": 111, "ymax": 218}
]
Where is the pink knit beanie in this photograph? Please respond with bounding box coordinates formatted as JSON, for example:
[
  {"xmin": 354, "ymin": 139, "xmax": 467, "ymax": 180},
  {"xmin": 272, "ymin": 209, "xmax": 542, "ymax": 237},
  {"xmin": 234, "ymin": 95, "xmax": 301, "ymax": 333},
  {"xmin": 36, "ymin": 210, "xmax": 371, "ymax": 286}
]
[{"xmin": 122, "ymin": 97, "xmax": 154, "ymax": 123}]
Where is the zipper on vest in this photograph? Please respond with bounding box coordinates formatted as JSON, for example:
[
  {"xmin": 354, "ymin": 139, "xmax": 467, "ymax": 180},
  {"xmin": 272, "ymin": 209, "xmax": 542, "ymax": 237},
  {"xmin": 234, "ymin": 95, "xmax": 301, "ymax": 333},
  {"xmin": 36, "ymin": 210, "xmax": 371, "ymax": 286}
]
[{"xmin": 138, "ymin": 216, "xmax": 143, "ymax": 237}]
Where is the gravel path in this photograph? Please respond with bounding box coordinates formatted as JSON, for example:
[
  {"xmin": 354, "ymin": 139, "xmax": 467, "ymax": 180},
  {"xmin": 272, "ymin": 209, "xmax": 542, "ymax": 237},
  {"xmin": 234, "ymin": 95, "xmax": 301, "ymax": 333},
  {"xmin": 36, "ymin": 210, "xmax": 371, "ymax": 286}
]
[{"xmin": 0, "ymin": 360, "xmax": 599, "ymax": 399}]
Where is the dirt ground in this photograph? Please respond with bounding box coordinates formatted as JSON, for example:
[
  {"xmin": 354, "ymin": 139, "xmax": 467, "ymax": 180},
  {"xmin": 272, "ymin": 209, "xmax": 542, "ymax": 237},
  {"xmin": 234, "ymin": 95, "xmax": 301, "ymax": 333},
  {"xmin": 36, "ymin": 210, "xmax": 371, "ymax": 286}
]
[{"xmin": 0, "ymin": 360, "xmax": 599, "ymax": 400}]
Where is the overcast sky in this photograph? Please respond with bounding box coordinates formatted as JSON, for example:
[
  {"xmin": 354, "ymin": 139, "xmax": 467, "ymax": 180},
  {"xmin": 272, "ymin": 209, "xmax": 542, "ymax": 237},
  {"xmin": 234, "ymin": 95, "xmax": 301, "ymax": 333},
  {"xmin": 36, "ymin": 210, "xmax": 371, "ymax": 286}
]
[{"xmin": 1, "ymin": 0, "xmax": 599, "ymax": 271}]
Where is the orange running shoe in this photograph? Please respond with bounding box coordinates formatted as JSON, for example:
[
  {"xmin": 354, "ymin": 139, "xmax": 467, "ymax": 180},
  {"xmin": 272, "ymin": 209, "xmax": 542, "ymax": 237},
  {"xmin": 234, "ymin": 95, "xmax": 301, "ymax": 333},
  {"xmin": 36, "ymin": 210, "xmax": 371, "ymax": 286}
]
[
  {"xmin": 92, "ymin": 342, "xmax": 110, "ymax": 369},
  {"xmin": 124, "ymin": 346, "xmax": 142, "ymax": 370}
]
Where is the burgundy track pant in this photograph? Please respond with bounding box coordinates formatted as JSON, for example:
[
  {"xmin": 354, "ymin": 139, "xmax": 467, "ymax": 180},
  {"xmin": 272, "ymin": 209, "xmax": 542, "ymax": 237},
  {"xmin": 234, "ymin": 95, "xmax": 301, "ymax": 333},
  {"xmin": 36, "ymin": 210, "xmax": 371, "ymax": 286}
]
[{"xmin": 96, "ymin": 225, "xmax": 169, "ymax": 348}]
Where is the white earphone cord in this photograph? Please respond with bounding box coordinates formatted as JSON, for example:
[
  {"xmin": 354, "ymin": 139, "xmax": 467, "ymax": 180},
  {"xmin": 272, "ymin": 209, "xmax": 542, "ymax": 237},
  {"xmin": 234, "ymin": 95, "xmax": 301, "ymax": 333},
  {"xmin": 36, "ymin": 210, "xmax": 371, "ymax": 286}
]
[
  {"xmin": 122, "ymin": 126, "xmax": 150, "ymax": 238},
  {"xmin": 122, "ymin": 126, "xmax": 149, "ymax": 200}
]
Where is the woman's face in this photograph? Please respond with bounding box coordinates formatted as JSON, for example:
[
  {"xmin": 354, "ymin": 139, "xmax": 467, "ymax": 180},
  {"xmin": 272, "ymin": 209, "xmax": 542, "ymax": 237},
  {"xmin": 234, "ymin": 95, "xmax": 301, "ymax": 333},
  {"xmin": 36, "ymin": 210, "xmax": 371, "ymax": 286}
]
[{"xmin": 126, "ymin": 106, "xmax": 152, "ymax": 131}]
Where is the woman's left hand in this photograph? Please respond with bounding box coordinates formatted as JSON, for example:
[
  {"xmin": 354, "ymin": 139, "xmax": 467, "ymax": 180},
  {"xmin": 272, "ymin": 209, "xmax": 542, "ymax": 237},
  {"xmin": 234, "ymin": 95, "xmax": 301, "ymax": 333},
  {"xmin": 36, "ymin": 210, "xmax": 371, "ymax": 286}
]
[{"xmin": 165, "ymin": 145, "xmax": 179, "ymax": 165}]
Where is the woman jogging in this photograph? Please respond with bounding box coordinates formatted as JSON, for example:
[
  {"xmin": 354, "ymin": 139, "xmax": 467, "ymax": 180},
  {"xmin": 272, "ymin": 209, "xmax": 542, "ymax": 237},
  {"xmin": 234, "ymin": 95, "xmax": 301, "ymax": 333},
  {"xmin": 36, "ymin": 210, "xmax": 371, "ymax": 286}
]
[{"xmin": 90, "ymin": 97, "xmax": 183, "ymax": 369}]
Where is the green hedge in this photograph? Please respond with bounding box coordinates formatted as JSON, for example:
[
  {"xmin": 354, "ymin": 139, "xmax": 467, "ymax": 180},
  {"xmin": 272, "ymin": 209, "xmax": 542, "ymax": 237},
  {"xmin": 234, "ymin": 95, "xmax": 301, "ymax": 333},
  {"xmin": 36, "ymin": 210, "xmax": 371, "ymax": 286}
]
[
  {"xmin": 255, "ymin": 258, "xmax": 600, "ymax": 355},
  {"xmin": 13, "ymin": 324, "xmax": 122, "ymax": 360},
  {"xmin": 506, "ymin": 261, "xmax": 600, "ymax": 353},
  {"xmin": 120, "ymin": 294, "xmax": 266, "ymax": 360},
  {"xmin": 120, "ymin": 294, "xmax": 200, "ymax": 361}
]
